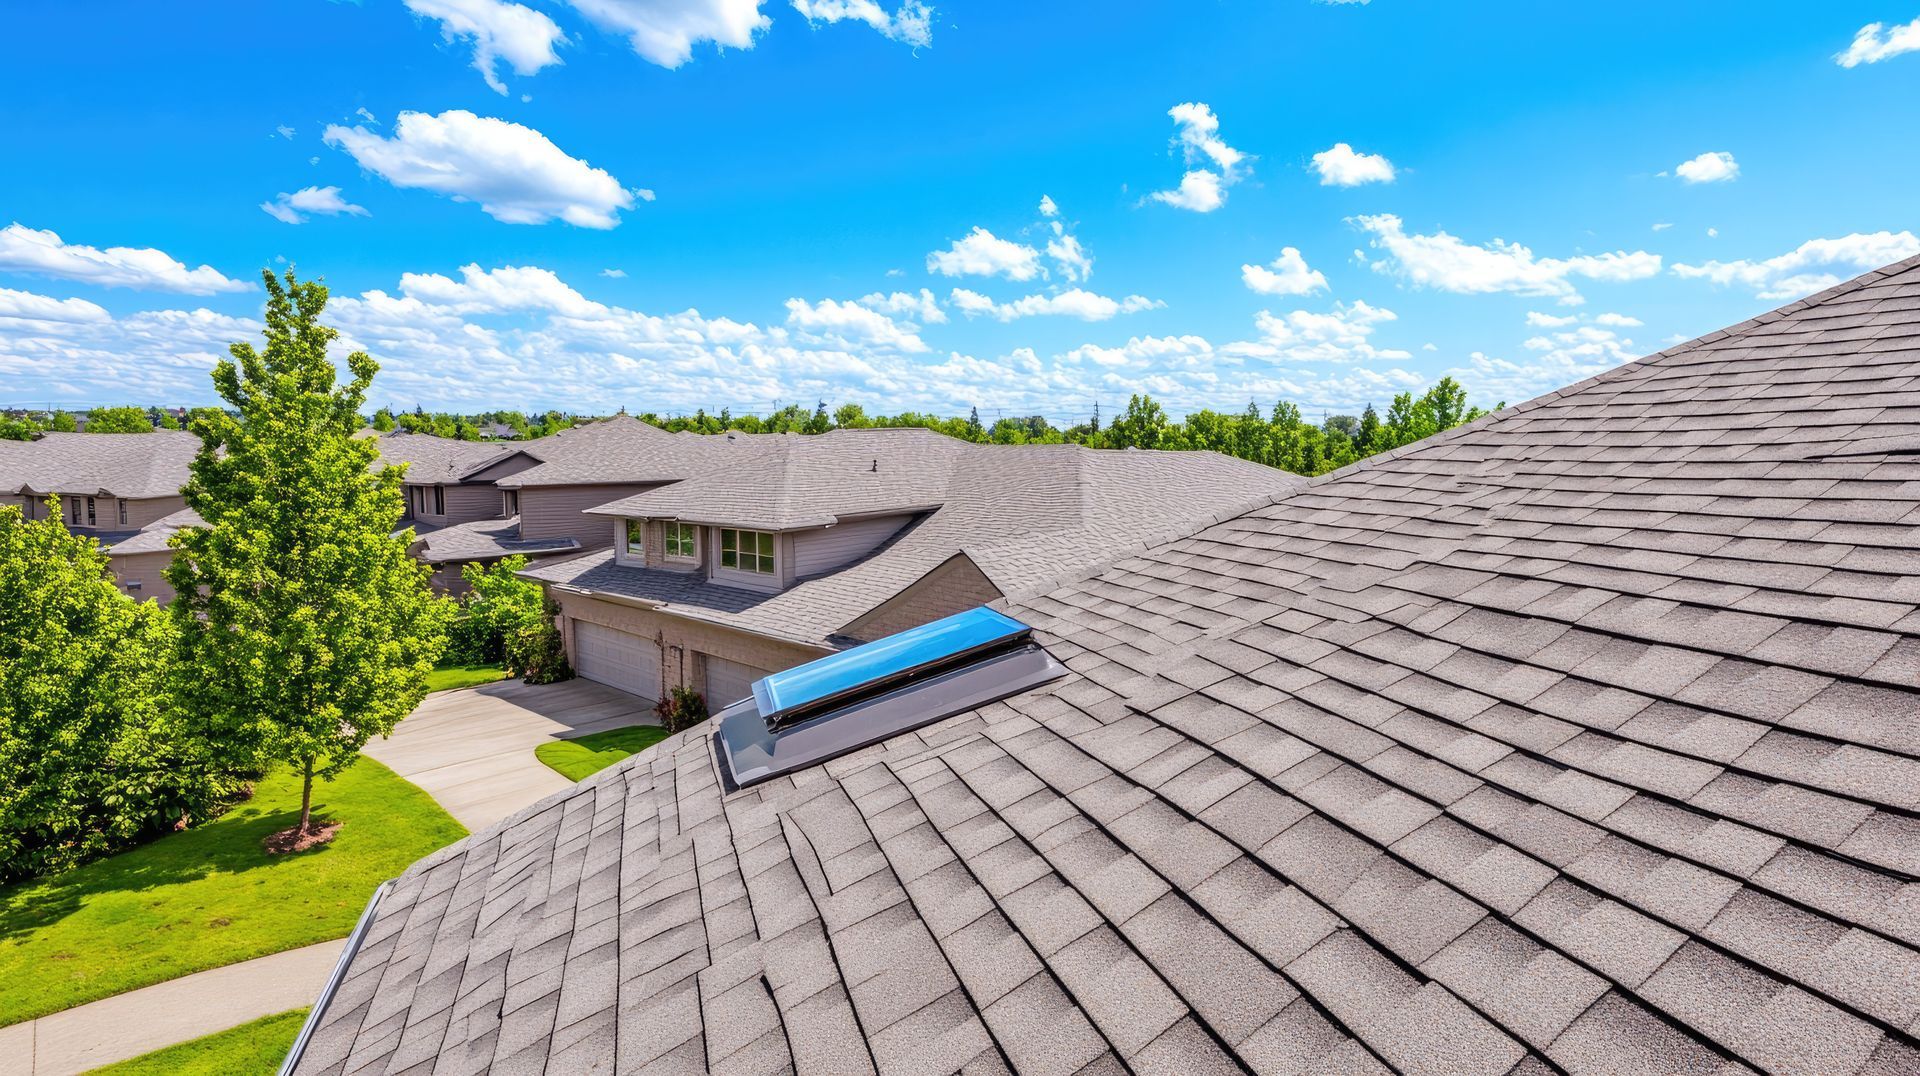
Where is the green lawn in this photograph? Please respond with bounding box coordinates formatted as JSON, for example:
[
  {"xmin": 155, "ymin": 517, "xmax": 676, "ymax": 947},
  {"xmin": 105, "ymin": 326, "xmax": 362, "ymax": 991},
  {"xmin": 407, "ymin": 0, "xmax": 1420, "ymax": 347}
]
[
  {"xmin": 0, "ymin": 759, "xmax": 466, "ymax": 1026},
  {"xmin": 535, "ymin": 725, "xmax": 672, "ymax": 781},
  {"xmin": 88, "ymin": 1008, "xmax": 308, "ymax": 1075},
  {"xmin": 426, "ymin": 662, "xmax": 509, "ymax": 693}
]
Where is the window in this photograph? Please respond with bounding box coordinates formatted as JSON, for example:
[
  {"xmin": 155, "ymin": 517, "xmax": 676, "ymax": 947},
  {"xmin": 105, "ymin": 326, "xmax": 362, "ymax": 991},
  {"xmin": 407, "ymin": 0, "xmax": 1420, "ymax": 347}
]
[
  {"xmin": 503, "ymin": 490, "xmax": 519, "ymax": 517},
  {"xmin": 719, "ymin": 529, "xmax": 775, "ymax": 574},
  {"xmin": 118, "ymin": 500, "xmax": 128, "ymax": 526},
  {"xmin": 432, "ymin": 485, "xmax": 445, "ymax": 515},
  {"xmin": 665, "ymin": 522, "xmax": 697, "ymax": 561},
  {"xmin": 68, "ymin": 497, "xmax": 82, "ymax": 525},
  {"xmin": 626, "ymin": 519, "xmax": 646, "ymax": 556},
  {"xmin": 86, "ymin": 497, "xmax": 96, "ymax": 526}
]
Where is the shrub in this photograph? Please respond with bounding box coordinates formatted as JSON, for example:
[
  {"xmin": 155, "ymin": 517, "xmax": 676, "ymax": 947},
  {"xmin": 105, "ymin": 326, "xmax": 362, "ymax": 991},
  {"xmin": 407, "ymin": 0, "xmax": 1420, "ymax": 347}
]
[
  {"xmin": 447, "ymin": 556, "xmax": 545, "ymax": 666},
  {"xmin": 654, "ymin": 685, "xmax": 709, "ymax": 735},
  {"xmin": 0, "ymin": 505, "xmax": 240, "ymax": 882},
  {"xmin": 507, "ymin": 596, "xmax": 573, "ymax": 685}
]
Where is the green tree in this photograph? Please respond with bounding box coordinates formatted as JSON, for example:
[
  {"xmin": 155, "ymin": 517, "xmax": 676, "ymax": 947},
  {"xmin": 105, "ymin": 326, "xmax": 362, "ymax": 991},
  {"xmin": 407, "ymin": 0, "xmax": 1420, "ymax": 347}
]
[
  {"xmin": 833, "ymin": 403, "xmax": 868, "ymax": 429},
  {"xmin": 167, "ymin": 270, "xmax": 448, "ymax": 839},
  {"xmin": 1105, "ymin": 394, "xmax": 1171, "ymax": 449},
  {"xmin": 47, "ymin": 411, "xmax": 78, "ymax": 433},
  {"xmin": 0, "ymin": 416, "xmax": 33, "ymax": 441},
  {"xmin": 85, "ymin": 406, "xmax": 153, "ymax": 433},
  {"xmin": 371, "ymin": 407, "xmax": 396, "ymax": 432},
  {"xmin": 447, "ymin": 556, "xmax": 547, "ymax": 669},
  {"xmin": 0, "ymin": 504, "xmax": 233, "ymax": 881},
  {"xmin": 155, "ymin": 411, "xmax": 181, "ymax": 430}
]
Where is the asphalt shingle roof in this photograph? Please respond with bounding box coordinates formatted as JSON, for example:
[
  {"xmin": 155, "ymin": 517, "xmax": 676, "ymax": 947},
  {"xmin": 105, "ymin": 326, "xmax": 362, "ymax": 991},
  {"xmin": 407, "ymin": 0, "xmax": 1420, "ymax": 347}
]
[
  {"xmin": 492, "ymin": 416, "xmax": 723, "ymax": 489},
  {"xmin": 409, "ymin": 516, "xmax": 581, "ymax": 564},
  {"xmin": 294, "ymin": 256, "xmax": 1920, "ymax": 1075},
  {"xmin": 526, "ymin": 440, "xmax": 1301, "ymax": 647},
  {"xmin": 373, "ymin": 433, "xmax": 526, "ymax": 485},
  {"xmin": 0, "ymin": 429, "xmax": 199, "ymax": 499}
]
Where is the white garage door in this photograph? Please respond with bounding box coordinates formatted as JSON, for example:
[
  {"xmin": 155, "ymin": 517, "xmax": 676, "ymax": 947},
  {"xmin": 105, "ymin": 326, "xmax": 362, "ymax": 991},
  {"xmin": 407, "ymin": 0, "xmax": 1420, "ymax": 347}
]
[
  {"xmin": 705, "ymin": 655, "xmax": 772, "ymax": 711},
  {"xmin": 572, "ymin": 621, "xmax": 660, "ymax": 703}
]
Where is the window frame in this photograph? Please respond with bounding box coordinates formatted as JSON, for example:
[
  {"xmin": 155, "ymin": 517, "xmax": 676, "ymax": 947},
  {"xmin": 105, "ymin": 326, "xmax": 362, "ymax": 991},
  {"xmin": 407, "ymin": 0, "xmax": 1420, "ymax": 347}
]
[
  {"xmin": 432, "ymin": 484, "xmax": 445, "ymax": 515},
  {"xmin": 664, "ymin": 521, "xmax": 697, "ymax": 562},
  {"xmin": 118, "ymin": 499, "xmax": 128, "ymax": 526},
  {"xmin": 626, "ymin": 519, "xmax": 646, "ymax": 556},
  {"xmin": 718, "ymin": 528, "xmax": 776, "ymax": 575},
  {"xmin": 86, "ymin": 496, "xmax": 96, "ymax": 527}
]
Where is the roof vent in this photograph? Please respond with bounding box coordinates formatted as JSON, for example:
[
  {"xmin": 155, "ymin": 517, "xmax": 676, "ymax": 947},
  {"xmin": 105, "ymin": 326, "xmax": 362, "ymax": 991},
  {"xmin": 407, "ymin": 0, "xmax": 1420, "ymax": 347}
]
[{"xmin": 714, "ymin": 607, "xmax": 1064, "ymax": 789}]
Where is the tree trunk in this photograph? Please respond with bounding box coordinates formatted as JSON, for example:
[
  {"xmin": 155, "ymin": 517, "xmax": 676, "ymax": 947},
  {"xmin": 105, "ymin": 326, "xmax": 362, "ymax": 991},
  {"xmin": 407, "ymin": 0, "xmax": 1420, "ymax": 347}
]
[{"xmin": 298, "ymin": 756, "xmax": 315, "ymax": 834}]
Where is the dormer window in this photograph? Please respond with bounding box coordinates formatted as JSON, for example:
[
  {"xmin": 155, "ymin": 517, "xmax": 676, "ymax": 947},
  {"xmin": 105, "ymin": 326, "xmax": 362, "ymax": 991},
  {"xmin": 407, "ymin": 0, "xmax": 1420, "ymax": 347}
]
[
  {"xmin": 665, "ymin": 521, "xmax": 697, "ymax": 561},
  {"xmin": 719, "ymin": 528, "xmax": 775, "ymax": 574}
]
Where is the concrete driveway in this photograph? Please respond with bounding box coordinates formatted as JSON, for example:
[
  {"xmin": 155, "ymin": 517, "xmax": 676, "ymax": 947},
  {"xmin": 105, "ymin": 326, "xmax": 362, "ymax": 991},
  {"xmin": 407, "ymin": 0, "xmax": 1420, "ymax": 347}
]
[{"xmin": 366, "ymin": 677, "xmax": 658, "ymax": 831}]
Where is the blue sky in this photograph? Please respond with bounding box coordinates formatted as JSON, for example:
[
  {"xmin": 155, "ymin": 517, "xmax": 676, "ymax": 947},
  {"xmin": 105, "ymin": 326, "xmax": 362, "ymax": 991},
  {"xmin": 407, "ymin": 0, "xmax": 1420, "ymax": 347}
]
[{"xmin": 2, "ymin": 1, "xmax": 1917, "ymax": 422}]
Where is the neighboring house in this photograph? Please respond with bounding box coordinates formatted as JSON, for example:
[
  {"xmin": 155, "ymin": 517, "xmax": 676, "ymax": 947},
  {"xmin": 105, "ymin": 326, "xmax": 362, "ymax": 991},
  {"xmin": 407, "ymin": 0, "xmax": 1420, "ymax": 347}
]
[
  {"xmin": 378, "ymin": 418, "xmax": 723, "ymax": 593},
  {"xmin": 524, "ymin": 426, "xmax": 1299, "ymax": 713},
  {"xmin": 374, "ymin": 432, "xmax": 560, "ymax": 593},
  {"xmin": 0, "ymin": 429, "xmax": 198, "ymax": 600},
  {"xmin": 293, "ymin": 256, "xmax": 1920, "ymax": 1076}
]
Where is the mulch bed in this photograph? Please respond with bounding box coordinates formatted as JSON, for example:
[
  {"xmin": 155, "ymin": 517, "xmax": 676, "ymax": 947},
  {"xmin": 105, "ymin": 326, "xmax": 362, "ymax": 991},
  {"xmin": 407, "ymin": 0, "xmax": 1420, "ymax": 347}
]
[{"xmin": 263, "ymin": 820, "xmax": 342, "ymax": 854}]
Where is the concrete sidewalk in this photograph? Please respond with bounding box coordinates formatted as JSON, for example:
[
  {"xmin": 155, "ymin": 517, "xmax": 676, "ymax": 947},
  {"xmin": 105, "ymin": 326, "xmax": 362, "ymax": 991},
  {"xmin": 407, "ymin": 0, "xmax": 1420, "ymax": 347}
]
[
  {"xmin": 0, "ymin": 939, "xmax": 344, "ymax": 1075},
  {"xmin": 365, "ymin": 677, "xmax": 656, "ymax": 830}
]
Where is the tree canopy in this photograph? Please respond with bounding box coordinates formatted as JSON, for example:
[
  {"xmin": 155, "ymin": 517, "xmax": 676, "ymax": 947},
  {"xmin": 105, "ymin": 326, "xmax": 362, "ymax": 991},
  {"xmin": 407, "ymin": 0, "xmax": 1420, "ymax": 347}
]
[{"xmin": 167, "ymin": 270, "xmax": 448, "ymax": 835}]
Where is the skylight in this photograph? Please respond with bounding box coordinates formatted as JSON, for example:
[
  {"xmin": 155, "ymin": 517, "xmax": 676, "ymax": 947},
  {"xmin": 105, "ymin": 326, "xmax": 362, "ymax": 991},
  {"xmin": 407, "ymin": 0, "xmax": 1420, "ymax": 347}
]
[
  {"xmin": 716, "ymin": 606, "xmax": 1064, "ymax": 789},
  {"xmin": 753, "ymin": 606, "xmax": 1032, "ymax": 727}
]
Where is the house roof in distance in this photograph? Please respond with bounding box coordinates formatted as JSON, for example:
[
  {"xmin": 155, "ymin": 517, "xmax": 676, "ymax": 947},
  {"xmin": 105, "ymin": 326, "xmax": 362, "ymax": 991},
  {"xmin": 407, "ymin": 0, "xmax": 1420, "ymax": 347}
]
[
  {"xmin": 0, "ymin": 429, "xmax": 199, "ymax": 499},
  {"xmin": 373, "ymin": 432, "xmax": 525, "ymax": 485},
  {"xmin": 492, "ymin": 415, "xmax": 724, "ymax": 489},
  {"xmin": 527, "ymin": 440, "xmax": 1301, "ymax": 647},
  {"xmin": 292, "ymin": 256, "xmax": 1920, "ymax": 1076},
  {"xmin": 408, "ymin": 516, "xmax": 581, "ymax": 565}
]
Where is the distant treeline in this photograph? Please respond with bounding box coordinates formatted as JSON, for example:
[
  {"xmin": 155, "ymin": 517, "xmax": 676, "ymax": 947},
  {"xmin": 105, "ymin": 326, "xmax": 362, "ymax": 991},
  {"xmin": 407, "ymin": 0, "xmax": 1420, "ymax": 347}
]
[{"xmin": 10, "ymin": 380, "xmax": 1500, "ymax": 479}]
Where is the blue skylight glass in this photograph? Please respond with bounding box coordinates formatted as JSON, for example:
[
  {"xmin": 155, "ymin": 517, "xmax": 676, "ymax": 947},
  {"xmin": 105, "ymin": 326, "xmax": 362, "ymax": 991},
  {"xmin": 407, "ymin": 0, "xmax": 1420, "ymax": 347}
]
[{"xmin": 752, "ymin": 606, "xmax": 1031, "ymax": 725}]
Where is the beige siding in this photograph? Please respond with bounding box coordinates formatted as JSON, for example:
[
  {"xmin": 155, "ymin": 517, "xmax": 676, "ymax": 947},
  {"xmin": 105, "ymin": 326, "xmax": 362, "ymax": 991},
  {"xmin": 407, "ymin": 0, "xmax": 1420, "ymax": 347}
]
[
  {"xmin": 110, "ymin": 550, "xmax": 177, "ymax": 604},
  {"xmin": 442, "ymin": 483, "xmax": 506, "ymax": 525},
  {"xmin": 789, "ymin": 514, "xmax": 912, "ymax": 579},
  {"xmin": 462, "ymin": 453, "xmax": 539, "ymax": 485},
  {"xmin": 553, "ymin": 590, "xmax": 828, "ymax": 701},
  {"xmin": 838, "ymin": 553, "xmax": 1002, "ymax": 643},
  {"xmin": 520, "ymin": 484, "xmax": 657, "ymax": 546},
  {"xmin": 120, "ymin": 495, "xmax": 186, "ymax": 530}
]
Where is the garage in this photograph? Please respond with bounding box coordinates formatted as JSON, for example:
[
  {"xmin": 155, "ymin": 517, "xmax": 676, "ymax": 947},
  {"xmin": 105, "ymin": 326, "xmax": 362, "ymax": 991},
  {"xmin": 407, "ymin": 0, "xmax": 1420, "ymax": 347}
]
[
  {"xmin": 571, "ymin": 621, "xmax": 661, "ymax": 703},
  {"xmin": 705, "ymin": 655, "xmax": 773, "ymax": 711}
]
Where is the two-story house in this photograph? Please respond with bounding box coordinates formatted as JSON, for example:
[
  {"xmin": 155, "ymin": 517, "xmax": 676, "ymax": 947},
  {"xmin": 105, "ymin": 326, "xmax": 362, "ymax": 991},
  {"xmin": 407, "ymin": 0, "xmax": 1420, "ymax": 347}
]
[
  {"xmin": 522, "ymin": 428, "xmax": 1302, "ymax": 710},
  {"xmin": 0, "ymin": 430, "xmax": 199, "ymax": 600},
  {"xmin": 380, "ymin": 417, "xmax": 742, "ymax": 593}
]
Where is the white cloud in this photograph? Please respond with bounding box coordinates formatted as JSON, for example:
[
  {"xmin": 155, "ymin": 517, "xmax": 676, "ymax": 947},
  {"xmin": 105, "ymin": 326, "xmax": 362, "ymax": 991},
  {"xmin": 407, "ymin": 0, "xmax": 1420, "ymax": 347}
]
[
  {"xmin": 1242, "ymin": 247, "xmax": 1328, "ymax": 296},
  {"xmin": 562, "ymin": 0, "xmax": 769, "ymax": 68},
  {"xmin": 0, "ymin": 287, "xmax": 111, "ymax": 325},
  {"xmin": 260, "ymin": 186, "xmax": 370, "ymax": 225},
  {"xmin": 1038, "ymin": 195, "xmax": 1058, "ymax": 218},
  {"xmin": 399, "ymin": 263, "xmax": 609, "ymax": 317},
  {"xmin": 0, "ymin": 223, "xmax": 250, "ymax": 295},
  {"xmin": 1150, "ymin": 170, "xmax": 1224, "ymax": 213},
  {"xmin": 275, "ymin": 125, "xmax": 295, "ymax": 139},
  {"xmin": 1150, "ymin": 103, "xmax": 1248, "ymax": 213},
  {"xmin": 1355, "ymin": 214, "xmax": 1662, "ymax": 303},
  {"xmin": 601, "ymin": 268, "xmax": 627, "ymax": 278},
  {"xmin": 355, "ymin": 107, "xmax": 380, "ymax": 125},
  {"xmin": 1671, "ymin": 230, "xmax": 1920, "ymax": 299},
  {"xmin": 1652, "ymin": 222, "xmax": 1673, "ymax": 232},
  {"xmin": 784, "ymin": 297, "xmax": 928, "ymax": 351},
  {"xmin": 947, "ymin": 287, "xmax": 1160, "ymax": 322},
  {"xmin": 1529, "ymin": 309, "xmax": 1640, "ymax": 330},
  {"xmin": 1592, "ymin": 312, "xmax": 1642, "ymax": 327},
  {"xmin": 926, "ymin": 227, "xmax": 1043, "ymax": 281},
  {"xmin": 1046, "ymin": 233, "xmax": 1092, "ymax": 283},
  {"xmin": 856, "ymin": 288, "xmax": 946, "ymax": 324},
  {"xmin": 323, "ymin": 109, "xmax": 638, "ymax": 228},
  {"xmin": 1455, "ymin": 319, "xmax": 1643, "ymax": 405},
  {"xmin": 1525, "ymin": 311, "xmax": 1577, "ymax": 328},
  {"xmin": 1311, "ymin": 143, "xmax": 1395, "ymax": 186},
  {"xmin": 1674, "ymin": 151, "xmax": 1739, "ymax": 184},
  {"xmin": 789, "ymin": 0, "xmax": 933, "ymax": 47},
  {"xmin": 1232, "ymin": 300, "xmax": 1409, "ymax": 364},
  {"xmin": 405, "ymin": 0, "xmax": 567, "ymax": 94},
  {"xmin": 1837, "ymin": 17, "xmax": 1920, "ymax": 66}
]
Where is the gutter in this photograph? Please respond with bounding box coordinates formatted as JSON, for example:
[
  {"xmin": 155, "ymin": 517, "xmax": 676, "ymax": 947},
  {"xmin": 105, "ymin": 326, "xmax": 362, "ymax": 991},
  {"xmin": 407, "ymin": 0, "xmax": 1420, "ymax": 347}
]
[{"xmin": 277, "ymin": 879, "xmax": 390, "ymax": 1076}]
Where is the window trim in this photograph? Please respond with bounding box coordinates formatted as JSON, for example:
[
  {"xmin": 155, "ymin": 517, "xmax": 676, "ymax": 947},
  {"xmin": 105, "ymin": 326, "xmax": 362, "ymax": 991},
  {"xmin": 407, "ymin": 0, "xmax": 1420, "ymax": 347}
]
[
  {"xmin": 118, "ymin": 499, "xmax": 128, "ymax": 526},
  {"xmin": 86, "ymin": 496, "xmax": 96, "ymax": 527},
  {"xmin": 718, "ymin": 528, "xmax": 776, "ymax": 575},
  {"xmin": 625, "ymin": 519, "xmax": 646, "ymax": 557},
  {"xmin": 432, "ymin": 485, "xmax": 445, "ymax": 515}
]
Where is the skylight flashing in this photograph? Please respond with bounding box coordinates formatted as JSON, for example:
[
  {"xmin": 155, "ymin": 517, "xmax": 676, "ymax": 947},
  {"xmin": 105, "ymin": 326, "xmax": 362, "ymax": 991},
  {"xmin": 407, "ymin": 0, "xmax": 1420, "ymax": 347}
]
[{"xmin": 715, "ymin": 607, "xmax": 1065, "ymax": 789}]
